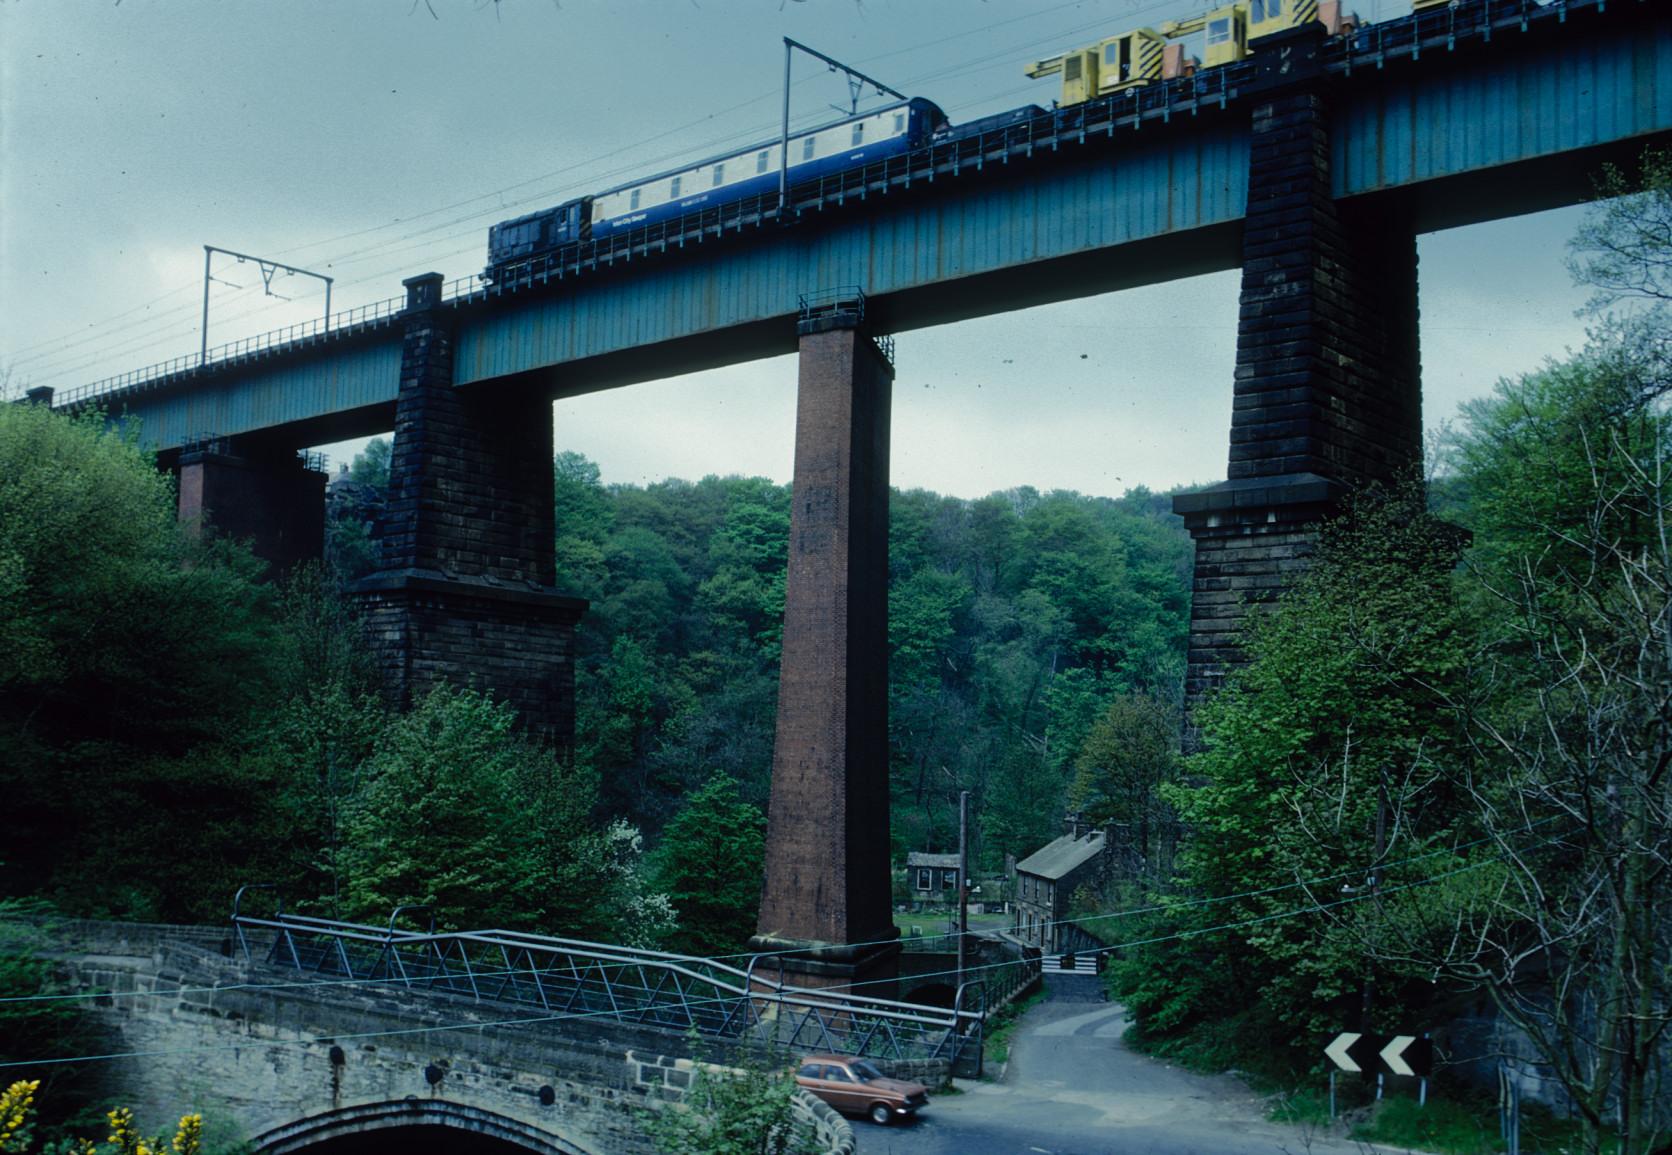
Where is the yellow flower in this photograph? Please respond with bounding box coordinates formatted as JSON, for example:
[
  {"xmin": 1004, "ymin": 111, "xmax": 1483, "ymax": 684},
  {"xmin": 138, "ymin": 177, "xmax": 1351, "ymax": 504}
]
[
  {"xmin": 171, "ymin": 1114, "xmax": 203, "ymax": 1155},
  {"xmin": 0, "ymin": 1080, "xmax": 42, "ymax": 1154}
]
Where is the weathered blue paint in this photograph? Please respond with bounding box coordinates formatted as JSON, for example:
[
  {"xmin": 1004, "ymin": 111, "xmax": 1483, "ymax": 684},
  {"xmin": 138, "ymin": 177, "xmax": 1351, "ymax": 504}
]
[
  {"xmin": 1334, "ymin": 17, "xmax": 1672, "ymax": 198},
  {"xmin": 102, "ymin": 332, "xmax": 402, "ymax": 453},
  {"xmin": 456, "ymin": 120, "xmax": 1251, "ymax": 390},
  {"xmin": 77, "ymin": 2, "xmax": 1672, "ymax": 453}
]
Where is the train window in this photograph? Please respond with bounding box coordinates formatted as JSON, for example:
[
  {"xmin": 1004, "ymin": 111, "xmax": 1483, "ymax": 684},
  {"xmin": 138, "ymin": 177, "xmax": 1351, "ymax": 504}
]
[
  {"xmin": 629, "ymin": 188, "xmax": 640, "ymax": 210},
  {"xmin": 893, "ymin": 112, "xmax": 905, "ymax": 134},
  {"xmin": 802, "ymin": 136, "xmax": 816, "ymax": 161},
  {"xmin": 851, "ymin": 122, "xmax": 864, "ymax": 147},
  {"xmin": 1104, "ymin": 42, "xmax": 1118, "ymax": 65},
  {"xmin": 670, "ymin": 175, "xmax": 682, "ymax": 197},
  {"xmin": 1207, "ymin": 16, "xmax": 1231, "ymax": 43},
  {"xmin": 1252, "ymin": 0, "xmax": 1281, "ymax": 18},
  {"xmin": 712, "ymin": 163, "xmax": 724, "ymax": 187},
  {"xmin": 1065, "ymin": 54, "xmax": 1082, "ymax": 82},
  {"xmin": 756, "ymin": 149, "xmax": 770, "ymax": 173}
]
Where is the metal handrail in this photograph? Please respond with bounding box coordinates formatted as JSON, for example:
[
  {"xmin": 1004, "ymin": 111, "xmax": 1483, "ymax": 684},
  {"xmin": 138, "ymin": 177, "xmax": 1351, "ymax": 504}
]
[{"xmin": 233, "ymin": 907, "xmax": 981, "ymax": 1063}]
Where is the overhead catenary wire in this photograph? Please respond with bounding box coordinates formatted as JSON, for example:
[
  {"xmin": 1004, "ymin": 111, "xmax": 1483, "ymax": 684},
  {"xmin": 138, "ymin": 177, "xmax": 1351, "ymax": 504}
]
[
  {"xmin": 11, "ymin": 0, "xmax": 1192, "ymax": 384},
  {"xmin": 0, "ymin": 814, "xmax": 1566, "ymax": 1010},
  {"xmin": 0, "ymin": 831, "xmax": 1567, "ymax": 1073}
]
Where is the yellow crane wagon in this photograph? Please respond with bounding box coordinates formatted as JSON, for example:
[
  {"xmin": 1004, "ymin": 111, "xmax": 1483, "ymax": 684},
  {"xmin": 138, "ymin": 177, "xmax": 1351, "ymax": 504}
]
[{"xmin": 1026, "ymin": 0, "xmax": 1355, "ymax": 107}]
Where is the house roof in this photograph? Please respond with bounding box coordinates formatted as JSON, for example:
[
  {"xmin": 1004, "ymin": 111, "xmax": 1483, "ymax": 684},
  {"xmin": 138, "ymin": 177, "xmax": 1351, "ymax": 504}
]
[
  {"xmin": 1015, "ymin": 830, "xmax": 1105, "ymax": 880},
  {"xmin": 906, "ymin": 852, "xmax": 962, "ymax": 870}
]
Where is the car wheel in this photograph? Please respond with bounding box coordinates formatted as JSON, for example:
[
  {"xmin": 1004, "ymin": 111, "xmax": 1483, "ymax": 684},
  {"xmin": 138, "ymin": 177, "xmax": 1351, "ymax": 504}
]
[{"xmin": 869, "ymin": 1103, "xmax": 893, "ymax": 1126}]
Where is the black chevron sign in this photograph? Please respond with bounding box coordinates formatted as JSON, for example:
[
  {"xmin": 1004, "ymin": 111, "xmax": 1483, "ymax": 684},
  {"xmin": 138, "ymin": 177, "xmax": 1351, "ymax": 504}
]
[{"xmin": 1324, "ymin": 1031, "xmax": 1433, "ymax": 1078}]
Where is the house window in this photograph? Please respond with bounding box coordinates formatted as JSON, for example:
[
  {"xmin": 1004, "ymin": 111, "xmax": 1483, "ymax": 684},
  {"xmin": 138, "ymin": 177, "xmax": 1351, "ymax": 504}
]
[
  {"xmin": 851, "ymin": 122, "xmax": 865, "ymax": 147},
  {"xmin": 712, "ymin": 163, "xmax": 724, "ymax": 186},
  {"xmin": 629, "ymin": 188, "xmax": 640, "ymax": 210},
  {"xmin": 670, "ymin": 175, "xmax": 682, "ymax": 198},
  {"xmin": 916, "ymin": 868, "xmax": 932, "ymax": 891},
  {"xmin": 802, "ymin": 136, "xmax": 816, "ymax": 161},
  {"xmin": 940, "ymin": 869, "xmax": 957, "ymax": 891},
  {"xmin": 756, "ymin": 149, "xmax": 770, "ymax": 173}
]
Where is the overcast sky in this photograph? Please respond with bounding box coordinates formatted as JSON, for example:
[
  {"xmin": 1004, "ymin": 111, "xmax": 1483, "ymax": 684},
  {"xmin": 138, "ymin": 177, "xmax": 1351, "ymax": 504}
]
[{"xmin": 1, "ymin": 1, "xmax": 1597, "ymax": 499}]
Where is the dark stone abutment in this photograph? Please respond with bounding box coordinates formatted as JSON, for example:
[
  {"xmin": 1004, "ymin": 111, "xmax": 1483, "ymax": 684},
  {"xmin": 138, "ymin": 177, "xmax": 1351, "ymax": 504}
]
[
  {"xmin": 352, "ymin": 272, "xmax": 587, "ymax": 748},
  {"xmin": 1173, "ymin": 25, "xmax": 1424, "ymax": 711}
]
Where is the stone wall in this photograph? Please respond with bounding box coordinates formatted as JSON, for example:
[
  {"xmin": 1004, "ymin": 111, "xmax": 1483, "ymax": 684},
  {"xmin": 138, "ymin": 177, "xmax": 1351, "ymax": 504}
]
[{"xmin": 37, "ymin": 921, "xmax": 854, "ymax": 1155}]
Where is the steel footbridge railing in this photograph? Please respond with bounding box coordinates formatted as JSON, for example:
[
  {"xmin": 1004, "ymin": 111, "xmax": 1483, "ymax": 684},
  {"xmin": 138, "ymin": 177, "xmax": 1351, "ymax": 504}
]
[{"xmin": 229, "ymin": 897, "xmax": 986, "ymax": 1072}]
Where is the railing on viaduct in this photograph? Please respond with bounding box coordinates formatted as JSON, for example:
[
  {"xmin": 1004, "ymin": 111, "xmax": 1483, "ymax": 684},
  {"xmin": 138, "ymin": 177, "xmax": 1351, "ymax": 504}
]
[
  {"xmin": 232, "ymin": 895, "xmax": 993, "ymax": 1076},
  {"xmin": 45, "ymin": 0, "xmax": 1612, "ymax": 416}
]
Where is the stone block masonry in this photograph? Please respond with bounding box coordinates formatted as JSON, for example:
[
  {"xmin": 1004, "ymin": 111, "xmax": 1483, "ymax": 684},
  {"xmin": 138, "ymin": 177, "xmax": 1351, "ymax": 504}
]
[
  {"xmin": 43, "ymin": 921, "xmax": 854, "ymax": 1155},
  {"xmin": 1174, "ymin": 25, "xmax": 1423, "ymax": 712},
  {"xmin": 176, "ymin": 440, "xmax": 326, "ymax": 577},
  {"xmin": 353, "ymin": 273, "xmax": 586, "ymax": 748},
  {"xmin": 754, "ymin": 314, "xmax": 900, "ymax": 995}
]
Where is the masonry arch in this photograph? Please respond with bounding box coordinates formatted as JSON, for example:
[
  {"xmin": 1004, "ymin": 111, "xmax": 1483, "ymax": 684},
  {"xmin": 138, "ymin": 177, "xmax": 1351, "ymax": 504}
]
[{"xmin": 251, "ymin": 1100, "xmax": 595, "ymax": 1155}]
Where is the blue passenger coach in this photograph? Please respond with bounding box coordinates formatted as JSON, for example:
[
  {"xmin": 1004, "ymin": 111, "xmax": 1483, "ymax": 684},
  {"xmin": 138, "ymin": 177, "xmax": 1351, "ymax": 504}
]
[{"xmin": 484, "ymin": 97, "xmax": 947, "ymax": 281}]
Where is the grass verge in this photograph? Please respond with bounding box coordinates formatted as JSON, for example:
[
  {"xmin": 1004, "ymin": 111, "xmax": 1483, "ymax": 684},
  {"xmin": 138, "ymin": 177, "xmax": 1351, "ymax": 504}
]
[{"xmin": 982, "ymin": 983, "xmax": 1047, "ymax": 1068}]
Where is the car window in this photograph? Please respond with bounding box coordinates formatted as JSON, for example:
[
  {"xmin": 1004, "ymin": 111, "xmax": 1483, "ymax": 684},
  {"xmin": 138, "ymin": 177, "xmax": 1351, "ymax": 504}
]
[
  {"xmin": 823, "ymin": 1066, "xmax": 853, "ymax": 1083},
  {"xmin": 851, "ymin": 1060, "xmax": 884, "ymax": 1082},
  {"xmin": 797, "ymin": 1064, "xmax": 823, "ymax": 1079}
]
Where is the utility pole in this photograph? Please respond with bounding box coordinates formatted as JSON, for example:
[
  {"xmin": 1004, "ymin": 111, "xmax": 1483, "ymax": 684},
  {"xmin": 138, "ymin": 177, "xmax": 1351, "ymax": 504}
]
[{"xmin": 957, "ymin": 789, "xmax": 970, "ymax": 993}]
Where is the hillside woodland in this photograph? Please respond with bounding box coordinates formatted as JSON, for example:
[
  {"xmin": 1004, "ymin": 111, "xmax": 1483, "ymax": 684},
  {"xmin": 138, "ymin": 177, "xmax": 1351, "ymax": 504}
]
[{"xmin": 4, "ymin": 157, "xmax": 1670, "ymax": 1154}]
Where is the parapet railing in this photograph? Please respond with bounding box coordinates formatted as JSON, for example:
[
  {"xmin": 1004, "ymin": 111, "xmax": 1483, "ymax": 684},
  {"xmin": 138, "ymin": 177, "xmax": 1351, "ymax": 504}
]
[
  {"xmin": 53, "ymin": 0, "xmax": 1619, "ymax": 412},
  {"xmin": 231, "ymin": 906, "xmax": 985, "ymax": 1071}
]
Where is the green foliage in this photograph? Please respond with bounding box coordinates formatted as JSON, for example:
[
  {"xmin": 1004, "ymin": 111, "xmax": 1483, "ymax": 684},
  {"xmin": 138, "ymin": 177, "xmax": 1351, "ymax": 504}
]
[
  {"xmin": 643, "ymin": 1058, "xmax": 821, "ymax": 1155},
  {"xmin": 0, "ymin": 404, "xmax": 287, "ymax": 920},
  {"xmin": 337, "ymin": 683, "xmax": 671, "ymax": 943},
  {"xmin": 0, "ymin": 902, "xmax": 96, "ymax": 1128},
  {"xmin": 654, "ymin": 776, "xmax": 766, "ymax": 957},
  {"xmin": 346, "ymin": 436, "xmax": 390, "ymax": 489},
  {"xmin": 1349, "ymin": 1094, "xmax": 1505, "ymax": 1155},
  {"xmin": 1114, "ymin": 484, "xmax": 1469, "ymax": 1078},
  {"xmin": 542, "ymin": 455, "xmax": 1192, "ymax": 881}
]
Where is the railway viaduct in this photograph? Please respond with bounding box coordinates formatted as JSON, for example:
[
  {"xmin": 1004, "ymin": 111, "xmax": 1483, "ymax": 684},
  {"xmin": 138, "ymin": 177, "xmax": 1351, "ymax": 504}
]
[{"xmin": 39, "ymin": 0, "xmax": 1672, "ymax": 997}]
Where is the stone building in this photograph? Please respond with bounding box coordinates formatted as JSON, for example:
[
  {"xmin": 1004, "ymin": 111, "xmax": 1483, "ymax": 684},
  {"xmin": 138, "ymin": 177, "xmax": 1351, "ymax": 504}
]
[
  {"xmin": 1012, "ymin": 815, "xmax": 1112, "ymax": 955},
  {"xmin": 904, "ymin": 852, "xmax": 961, "ymax": 907}
]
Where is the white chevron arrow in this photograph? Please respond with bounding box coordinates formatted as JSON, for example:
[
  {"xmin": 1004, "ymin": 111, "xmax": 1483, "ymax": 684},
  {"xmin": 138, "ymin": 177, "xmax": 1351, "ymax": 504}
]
[
  {"xmin": 1381, "ymin": 1035, "xmax": 1418, "ymax": 1077},
  {"xmin": 1325, "ymin": 1032, "xmax": 1361, "ymax": 1072}
]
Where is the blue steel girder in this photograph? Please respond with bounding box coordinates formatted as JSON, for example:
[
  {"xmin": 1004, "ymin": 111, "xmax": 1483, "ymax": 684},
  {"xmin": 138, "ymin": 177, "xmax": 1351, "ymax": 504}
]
[
  {"xmin": 1334, "ymin": 9, "xmax": 1672, "ymax": 224},
  {"xmin": 74, "ymin": 0, "xmax": 1670, "ymax": 454},
  {"xmin": 451, "ymin": 115, "xmax": 1250, "ymax": 394}
]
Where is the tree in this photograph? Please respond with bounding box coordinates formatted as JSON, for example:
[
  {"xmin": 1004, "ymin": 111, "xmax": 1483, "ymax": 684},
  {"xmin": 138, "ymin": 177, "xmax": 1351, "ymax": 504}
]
[
  {"xmin": 1068, "ymin": 691, "xmax": 1180, "ymax": 868},
  {"xmin": 1113, "ymin": 483, "xmax": 1471, "ymax": 1078},
  {"xmin": 0, "ymin": 402, "xmax": 285, "ymax": 920},
  {"xmin": 654, "ymin": 776, "xmax": 765, "ymax": 957},
  {"xmin": 1366, "ymin": 339, "xmax": 1672, "ymax": 1155},
  {"xmin": 643, "ymin": 1058, "xmax": 821, "ymax": 1155},
  {"xmin": 338, "ymin": 683, "xmax": 672, "ymax": 943}
]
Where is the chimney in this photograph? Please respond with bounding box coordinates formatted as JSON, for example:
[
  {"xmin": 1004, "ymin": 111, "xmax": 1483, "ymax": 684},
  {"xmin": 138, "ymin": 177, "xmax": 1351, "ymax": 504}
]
[{"xmin": 1063, "ymin": 811, "xmax": 1084, "ymax": 840}]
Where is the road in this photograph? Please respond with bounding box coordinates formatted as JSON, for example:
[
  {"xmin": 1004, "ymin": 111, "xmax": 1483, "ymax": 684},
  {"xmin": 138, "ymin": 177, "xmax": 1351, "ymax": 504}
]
[{"xmin": 854, "ymin": 974, "xmax": 1395, "ymax": 1155}]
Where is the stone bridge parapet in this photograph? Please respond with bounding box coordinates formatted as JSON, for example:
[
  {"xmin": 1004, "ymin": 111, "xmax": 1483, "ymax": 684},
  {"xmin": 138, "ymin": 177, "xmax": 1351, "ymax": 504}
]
[{"xmin": 33, "ymin": 921, "xmax": 853, "ymax": 1155}]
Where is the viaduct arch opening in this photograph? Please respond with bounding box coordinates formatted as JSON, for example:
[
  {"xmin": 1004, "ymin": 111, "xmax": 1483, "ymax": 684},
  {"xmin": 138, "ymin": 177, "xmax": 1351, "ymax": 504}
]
[{"xmin": 252, "ymin": 1101, "xmax": 594, "ymax": 1155}]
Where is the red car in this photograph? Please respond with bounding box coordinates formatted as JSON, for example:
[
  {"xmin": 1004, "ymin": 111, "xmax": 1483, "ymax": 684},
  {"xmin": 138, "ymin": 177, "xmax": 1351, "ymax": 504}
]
[{"xmin": 794, "ymin": 1054, "xmax": 930, "ymax": 1125}]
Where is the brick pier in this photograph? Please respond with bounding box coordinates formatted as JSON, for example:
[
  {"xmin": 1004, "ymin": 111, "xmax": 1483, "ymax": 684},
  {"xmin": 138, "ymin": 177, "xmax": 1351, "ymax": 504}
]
[{"xmin": 753, "ymin": 309, "xmax": 900, "ymax": 995}]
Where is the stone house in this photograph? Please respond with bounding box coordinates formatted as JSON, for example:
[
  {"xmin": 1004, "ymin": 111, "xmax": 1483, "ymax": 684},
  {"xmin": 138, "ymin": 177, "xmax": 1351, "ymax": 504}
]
[{"xmin": 1012, "ymin": 815, "xmax": 1112, "ymax": 954}]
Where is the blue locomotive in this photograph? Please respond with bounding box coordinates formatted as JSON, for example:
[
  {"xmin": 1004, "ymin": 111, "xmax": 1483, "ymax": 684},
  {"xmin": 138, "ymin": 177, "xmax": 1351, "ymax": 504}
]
[{"xmin": 484, "ymin": 97, "xmax": 948, "ymax": 281}]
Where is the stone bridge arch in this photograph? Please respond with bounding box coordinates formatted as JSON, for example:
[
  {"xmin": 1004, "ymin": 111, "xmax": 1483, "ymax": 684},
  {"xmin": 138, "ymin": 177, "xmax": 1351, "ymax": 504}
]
[{"xmin": 252, "ymin": 1100, "xmax": 593, "ymax": 1155}]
